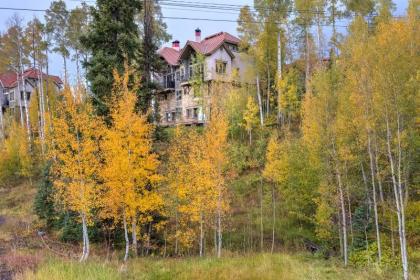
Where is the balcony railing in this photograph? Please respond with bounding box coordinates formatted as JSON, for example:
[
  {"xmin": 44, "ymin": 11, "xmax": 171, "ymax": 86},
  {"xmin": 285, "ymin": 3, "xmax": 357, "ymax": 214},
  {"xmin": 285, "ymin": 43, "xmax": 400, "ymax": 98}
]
[
  {"xmin": 161, "ymin": 73, "xmax": 175, "ymax": 89},
  {"xmin": 178, "ymin": 64, "xmax": 204, "ymax": 83}
]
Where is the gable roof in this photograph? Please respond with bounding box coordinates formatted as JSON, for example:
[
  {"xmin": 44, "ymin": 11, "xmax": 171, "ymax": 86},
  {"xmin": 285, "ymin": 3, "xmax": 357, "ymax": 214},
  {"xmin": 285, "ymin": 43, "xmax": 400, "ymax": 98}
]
[
  {"xmin": 158, "ymin": 47, "xmax": 180, "ymax": 66},
  {"xmin": 0, "ymin": 72, "xmax": 18, "ymax": 88},
  {"xmin": 179, "ymin": 32, "xmax": 239, "ymax": 60},
  {"xmin": 159, "ymin": 32, "xmax": 240, "ymax": 65},
  {"xmin": 0, "ymin": 68, "xmax": 63, "ymax": 89}
]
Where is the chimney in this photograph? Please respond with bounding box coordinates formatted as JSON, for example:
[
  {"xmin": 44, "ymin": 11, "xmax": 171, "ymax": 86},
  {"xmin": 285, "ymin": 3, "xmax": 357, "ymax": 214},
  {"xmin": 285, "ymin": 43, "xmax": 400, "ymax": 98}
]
[
  {"xmin": 195, "ymin": 28, "xmax": 201, "ymax": 42},
  {"xmin": 172, "ymin": 40, "xmax": 180, "ymax": 51}
]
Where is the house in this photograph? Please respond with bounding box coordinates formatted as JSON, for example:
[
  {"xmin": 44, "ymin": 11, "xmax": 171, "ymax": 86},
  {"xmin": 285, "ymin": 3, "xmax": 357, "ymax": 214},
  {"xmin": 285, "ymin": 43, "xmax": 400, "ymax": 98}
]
[
  {"xmin": 0, "ymin": 68, "xmax": 63, "ymax": 116},
  {"xmin": 155, "ymin": 28, "xmax": 244, "ymax": 126}
]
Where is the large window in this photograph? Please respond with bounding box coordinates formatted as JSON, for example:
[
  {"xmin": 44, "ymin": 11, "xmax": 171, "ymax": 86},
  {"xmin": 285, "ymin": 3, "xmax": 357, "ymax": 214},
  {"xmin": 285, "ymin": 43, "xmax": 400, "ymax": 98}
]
[{"xmin": 216, "ymin": 60, "xmax": 227, "ymax": 74}]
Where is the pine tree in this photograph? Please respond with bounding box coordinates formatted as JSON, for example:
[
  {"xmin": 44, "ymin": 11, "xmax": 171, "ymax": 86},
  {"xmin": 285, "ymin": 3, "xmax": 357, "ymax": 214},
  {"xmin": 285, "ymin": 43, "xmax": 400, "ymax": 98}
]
[
  {"xmin": 81, "ymin": 0, "xmax": 142, "ymax": 117},
  {"xmin": 137, "ymin": 0, "xmax": 171, "ymax": 114}
]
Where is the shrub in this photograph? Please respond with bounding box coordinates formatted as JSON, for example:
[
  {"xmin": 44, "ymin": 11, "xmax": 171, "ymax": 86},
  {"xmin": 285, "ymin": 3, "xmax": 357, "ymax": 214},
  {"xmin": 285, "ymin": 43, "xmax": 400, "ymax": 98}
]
[{"xmin": 349, "ymin": 243, "xmax": 399, "ymax": 268}]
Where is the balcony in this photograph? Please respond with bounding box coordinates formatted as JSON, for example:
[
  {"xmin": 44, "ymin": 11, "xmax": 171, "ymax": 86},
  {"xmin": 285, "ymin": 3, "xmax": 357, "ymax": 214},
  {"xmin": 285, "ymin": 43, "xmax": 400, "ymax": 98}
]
[
  {"xmin": 178, "ymin": 64, "xmax": 204, "ymax": 84},
  {"xmin": 159, "ymin": 73, "xmax": 175, "ymax": 92}
]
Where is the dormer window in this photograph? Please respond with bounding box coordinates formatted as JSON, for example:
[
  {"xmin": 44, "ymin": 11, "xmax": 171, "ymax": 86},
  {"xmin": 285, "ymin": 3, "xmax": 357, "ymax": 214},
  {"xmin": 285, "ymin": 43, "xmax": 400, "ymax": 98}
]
[{"xmin": 216, "ymin": 60, "xmax": 227, "ymax": 75}]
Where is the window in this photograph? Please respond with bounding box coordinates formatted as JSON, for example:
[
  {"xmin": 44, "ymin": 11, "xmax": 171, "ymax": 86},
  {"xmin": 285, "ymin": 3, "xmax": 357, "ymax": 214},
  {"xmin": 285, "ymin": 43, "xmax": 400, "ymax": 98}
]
[
  {"xmin": 166, "ymin": 112, "xmax": 171, "ymax": 122},
  {"xmin": 176, "ymin": 71, "xmax": 180, "ymax": 81},
  {"xmin": 171, "ymin": 112, "xmax": 176, "ymax": 122},
  {"xmin": 216, "ymin": 60, "xmax": 227, "ymax": 74},
  {"xmin": 186, "ymin": 108, "xmax": 191, "ymax": 118},
  {"xmin": 228, "ymin": 44, "xmax": 238, "ymax": 52},
  {"xmin": 20, "ymin": 91, "xmax": 30, "ymax": 101},
  {"xmin": 193, "ymin": 107, "xmax": 199, "ymax": 119},
  {"xmin": 176, "ymin": 107, "xmax": 182, "ymax": 119},
  {"xmin": 175, "ymin": 90, "xmax": 182, "ymax": 101},
  {"xmin": 6, "ymin": 91, "xmax": 14, "ymax": 102},
  {"xmin": 180, "ymin": 68, "xmax": 185, "ymax": 81}
]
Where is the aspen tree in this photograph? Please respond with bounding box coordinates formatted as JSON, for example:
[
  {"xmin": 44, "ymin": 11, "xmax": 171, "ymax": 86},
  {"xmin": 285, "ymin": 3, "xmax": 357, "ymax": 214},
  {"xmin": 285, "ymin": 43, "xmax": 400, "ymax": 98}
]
[
  {"xmin": 370, "ymin": 18, "xmax": 417, "ymax": 280},
  {"xmin": 100, "ymin": 69, "xmax": 161, "ymax": 261},
  {"xmin": 242, "ymin": 96, "xmax": 259, "ymax": 145},
  {"xmin": 302, "ymin": 64, "xmax": 349, "ymax": 265},
  {"xmin": 205, "ymin": 83, "xmax": 229, "ymax": 258},
  {"xmin": 50, "ymin": 86, "xmax": 102, "ymax": 261}
]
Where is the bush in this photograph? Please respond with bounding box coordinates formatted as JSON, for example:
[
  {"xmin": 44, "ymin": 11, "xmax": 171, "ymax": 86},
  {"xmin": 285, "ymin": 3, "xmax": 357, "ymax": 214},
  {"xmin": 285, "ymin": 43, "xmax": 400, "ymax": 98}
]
[{"xmin": 349, "ymin": 243, "xmax": 399, "ymax": 268}]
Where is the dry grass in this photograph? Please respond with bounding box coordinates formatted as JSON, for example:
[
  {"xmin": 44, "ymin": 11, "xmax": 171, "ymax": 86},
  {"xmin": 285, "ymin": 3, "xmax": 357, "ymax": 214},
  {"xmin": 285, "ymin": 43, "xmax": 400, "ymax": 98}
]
[
  {"xmin": 21, "ymin": 253, "xmax": 417, "ymax": 280},
  {"xmin": 0, "ymin": 180, "xmax": 37, "ymax": 241}
]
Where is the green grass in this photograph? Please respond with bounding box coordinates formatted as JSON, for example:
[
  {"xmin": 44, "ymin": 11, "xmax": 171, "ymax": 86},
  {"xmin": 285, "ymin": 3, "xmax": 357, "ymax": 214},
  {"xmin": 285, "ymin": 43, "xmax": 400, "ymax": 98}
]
[{"xmin": 22, "ymin": 253, "xmax": 413, "ymax": 280}]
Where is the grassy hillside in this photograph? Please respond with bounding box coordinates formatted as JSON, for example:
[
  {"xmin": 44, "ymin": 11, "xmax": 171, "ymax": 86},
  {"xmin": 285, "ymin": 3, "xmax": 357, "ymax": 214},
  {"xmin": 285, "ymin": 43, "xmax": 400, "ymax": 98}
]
[
  {"xmin": 21, "ymin": 253, "xmax": 411, "ymax": 280},
  {"xmin": 0, "ymin": 180, "xmax": 37, "ymax": 241}
]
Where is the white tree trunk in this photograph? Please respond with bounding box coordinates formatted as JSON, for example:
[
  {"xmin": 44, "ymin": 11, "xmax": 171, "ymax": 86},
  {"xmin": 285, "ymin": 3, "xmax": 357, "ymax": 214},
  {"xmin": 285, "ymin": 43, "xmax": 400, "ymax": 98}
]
[
  {"xmin": 63, "ymin": 55, "xmax": 68, "ymax": 85},
  {"xmin": 18, "ymin": 47, "xmax": 31, "ymax": 145},
  {"xmin": 199, "ymin": 212, "xmax": 204, "ymax": 257},
  {"xmin": 277, "ymin": 28, "xmax": 283, "ymax": 124},
  {"xmin": 217, "ymin": 186, "xmax": 222, "ymax": 258},
  {"xmin": 256, "ymin": 76, "xmax": 264, "ymax": 126},
  {"xmin": 373, "ymin": 138, "xmax": 385, "ymax": 202},
  {"xmin": 336, "ymin": 166, "xmax": 348, "ymax": 266},
  {"xmin": 367, "ymin": 133, "xmax": 382, "ymax": 263},
  {"xmin": 305, "ymin": 26, "xmax": 310, "ymax": 93},
  {"xmin": 16, "ymin": 73, "xmax": 24, "ymax": 126},
  {"xmin": 80, "ymin": 212, "xmax": 89, "ymax": 262},
  {"xmin": 123, "ymin": 211, "xmax": 130, "ymax": 262},
  {"xmin": 132, "ymin": 217, "xmax": 138, "ymax": 257},
  {"xmin": 37, "ymin": 64, "xmax": 46, "ymax": 155},
  {"xmin": 385, "ymin": 113, "xmax": 409, "ymax": 280}
]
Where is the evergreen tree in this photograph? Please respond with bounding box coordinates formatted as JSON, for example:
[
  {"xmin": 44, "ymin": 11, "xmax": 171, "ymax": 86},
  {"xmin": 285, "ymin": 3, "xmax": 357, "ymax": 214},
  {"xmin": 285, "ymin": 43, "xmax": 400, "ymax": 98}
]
[
  {"xmin": 34, "ymin": 163, "xmax": 56, "ymax": 229},
  {"xmin": 81, "ymin": 0, "xmax": 142, "ymax": 117},
  {"xmin": 137, "ymin": 0, "xmax": 170, "ymax": 114}
]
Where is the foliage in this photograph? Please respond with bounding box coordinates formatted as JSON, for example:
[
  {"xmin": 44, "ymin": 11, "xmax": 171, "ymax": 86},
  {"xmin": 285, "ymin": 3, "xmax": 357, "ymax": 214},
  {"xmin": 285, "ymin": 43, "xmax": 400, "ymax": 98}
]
[
  {"xmin": 99, "ymin": 68, "xmax": 162, "ymax": 258},
  {"xmin": 242, "ymin": 96, "xmax": 260, "ymax": 145},
  {"xmin": 349, "ymin": 243, "xmax": 399, "ymax": 268},
  {"xmin": 81, "ymin": 0, "xmax": 142, "ymax": 116},
  {"xmin": 0, "ymin": 121, "xmax": 33, "ymax": 184},
  {"xmin": 34, "ymin": 163, "xmax": 56, "ymax": 229}
]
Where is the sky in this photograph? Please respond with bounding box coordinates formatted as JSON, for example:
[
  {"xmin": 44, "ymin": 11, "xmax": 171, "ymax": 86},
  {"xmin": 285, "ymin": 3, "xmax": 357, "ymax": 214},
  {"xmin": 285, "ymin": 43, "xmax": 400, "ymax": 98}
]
[{"xmin": 0, "ymin": 0, "xmax": 410, "ymax": 81}]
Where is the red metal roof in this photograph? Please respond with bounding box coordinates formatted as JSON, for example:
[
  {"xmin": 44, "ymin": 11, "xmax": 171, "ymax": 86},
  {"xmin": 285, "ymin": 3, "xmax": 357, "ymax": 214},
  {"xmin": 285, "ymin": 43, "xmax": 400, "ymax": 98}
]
[
  {"xmin": 158, "ymin": 47, "xmax": 180, "ymax": 66},
  {"xmin": 0, "ymin": 72, "xmax": 18, "ymax": 88},
  {"xmin": 0, "ymin": 68, "xmax": 63, "ymax": 88},
  {"xmin": 159, "ymin": 32, "xmax": 240, "ymax": 65}
]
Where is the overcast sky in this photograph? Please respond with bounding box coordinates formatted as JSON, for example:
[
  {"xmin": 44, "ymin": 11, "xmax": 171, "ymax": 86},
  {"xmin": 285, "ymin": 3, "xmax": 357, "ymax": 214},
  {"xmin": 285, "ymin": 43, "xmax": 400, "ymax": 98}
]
[{"xmin": 0, "ymin": 0, "xmax": 409, "ymax": 82}]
